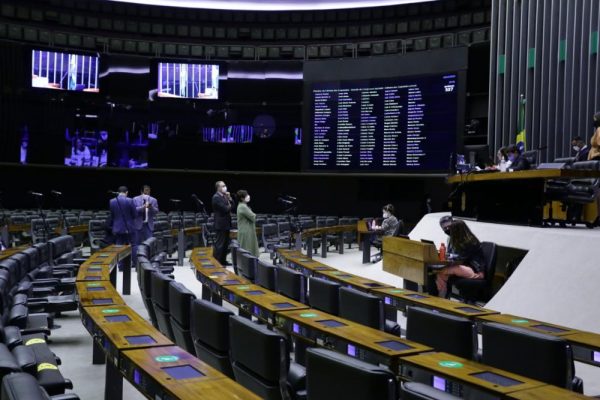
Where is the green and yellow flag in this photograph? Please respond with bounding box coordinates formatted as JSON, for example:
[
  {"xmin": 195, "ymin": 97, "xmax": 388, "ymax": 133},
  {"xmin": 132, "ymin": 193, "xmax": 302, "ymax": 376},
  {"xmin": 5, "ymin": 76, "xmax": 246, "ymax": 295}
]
[{"xmin": 516, "ymin": 95, "xmax": 526, "ymax": 152}]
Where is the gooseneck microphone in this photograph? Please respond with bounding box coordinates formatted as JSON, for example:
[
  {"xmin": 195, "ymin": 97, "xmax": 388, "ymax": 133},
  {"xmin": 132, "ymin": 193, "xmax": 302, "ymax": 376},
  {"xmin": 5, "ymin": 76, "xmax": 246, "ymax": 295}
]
[{"xmin": 28, "ymin": 191, "xmax": 43, "ymax": 197}]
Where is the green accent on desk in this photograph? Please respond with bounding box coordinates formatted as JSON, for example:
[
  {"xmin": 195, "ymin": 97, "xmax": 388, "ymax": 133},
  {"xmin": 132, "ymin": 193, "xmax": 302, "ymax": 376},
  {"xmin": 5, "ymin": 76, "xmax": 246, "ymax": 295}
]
[
  {"xmin": 101, "ymin": 308, "xmax": 120, "ymax": 314},
  {"xmin": 439, "ymin": 361, "xmax": 464, "ymax": 368},
  {"xmin": 87, "ymin": 283, "xmax": 102, "ymax": 287},
  {"xmin": 527, "ymin": 48, "xmax": 536, "ymax": 69},
  {"xmin": 390, "ymin": 289, "xmax": 404, "ymax": 293},
  {"xmin": 300, "ymin": 313, "xmax": 319, "ymax": 318},
  {"xmin": 155, "ymin": 355, "xmax": 179, "ymax": 363},
  {"xmin": 511, "ymin": 319, "xmax": 529, "ymax": 324},
  {"xmin": 559, "ymin": 40, "xmax": 567, "ymax": 61},
  {"xmin": 498, "ymin": 54, "xmax": 506, "ymax": 74},
  {"xmin": 238, "ymin": 286, "xmax": 250, "ymax": 290}
]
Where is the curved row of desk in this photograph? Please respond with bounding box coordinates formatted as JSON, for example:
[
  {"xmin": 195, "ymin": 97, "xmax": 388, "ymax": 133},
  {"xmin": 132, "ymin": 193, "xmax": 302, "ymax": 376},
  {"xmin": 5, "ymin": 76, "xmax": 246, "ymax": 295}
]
[
  {"xmin": 191, "ymin": 246, "xmax": 592, "ymax": 399},
  {"xmin": 75, "ymin": 244, "xmax": 260, "ymax": 400}
]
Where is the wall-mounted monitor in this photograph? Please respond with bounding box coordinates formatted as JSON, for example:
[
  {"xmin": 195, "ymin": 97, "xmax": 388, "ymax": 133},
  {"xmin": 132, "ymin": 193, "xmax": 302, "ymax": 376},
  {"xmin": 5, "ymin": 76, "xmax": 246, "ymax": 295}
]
[
  {"xmin": 157, "ymin": 62, "xmax": 219, "ymax": 100},
  {"xmin": 31, "ymin": 49, "xmax": 99, "ymax": 92}
]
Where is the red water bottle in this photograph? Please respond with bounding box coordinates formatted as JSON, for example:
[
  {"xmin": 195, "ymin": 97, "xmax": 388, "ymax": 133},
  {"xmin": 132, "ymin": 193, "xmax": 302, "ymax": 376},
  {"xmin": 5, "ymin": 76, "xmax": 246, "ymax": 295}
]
[{"xmin": 439, "ymin": 243, "xmax": 446, "ymax": 261}]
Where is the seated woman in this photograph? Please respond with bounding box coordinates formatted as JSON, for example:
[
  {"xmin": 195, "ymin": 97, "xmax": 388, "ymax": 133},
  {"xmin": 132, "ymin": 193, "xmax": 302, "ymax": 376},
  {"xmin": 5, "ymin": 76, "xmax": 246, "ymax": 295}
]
[
  {"xmin": 236, "ymin": 189, "xmax": 259, "ymax": 257},
  {"xmin": 371, "ymin": 204, "xmax": 399, "ymax": 237},
  {"xmin": 435, "ymin": 220, "xmax": 485, "ymax": 298},
  {"xmin": 506, "ymin": 144, "xmax": 531, "ymax": 171}
]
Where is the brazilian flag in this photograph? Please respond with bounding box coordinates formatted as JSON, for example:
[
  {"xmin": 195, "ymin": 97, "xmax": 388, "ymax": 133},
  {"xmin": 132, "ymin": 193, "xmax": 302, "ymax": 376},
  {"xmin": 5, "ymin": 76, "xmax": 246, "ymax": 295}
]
[{"xmin": 516, "ymin": 95, "xmax": 526, "ymax": 152}]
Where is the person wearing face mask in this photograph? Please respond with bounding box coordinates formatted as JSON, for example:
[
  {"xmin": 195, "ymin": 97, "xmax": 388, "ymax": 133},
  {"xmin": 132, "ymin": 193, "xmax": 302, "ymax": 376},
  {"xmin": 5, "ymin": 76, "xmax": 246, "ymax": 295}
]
[
  {"xmin": 212, "ymin": 181, "xmax": 233, "ymax": 265},
  {"xmin": 371, "ymin": 204, "xmax": 399, "ymax": 237},
  {"xmin": 571, "ymin": 136, "xmax": 589, "ymax": 162},
  {"xmin": 133, "ymin": 185, "xmax": 159, "ymax": 263},
  {"xmin": 236, "ymin": 189, "xmax": 259, "ymax": 257},
  {"xmin": 506, "ymin": 144, "xmax": 531, "ymax": 171}
]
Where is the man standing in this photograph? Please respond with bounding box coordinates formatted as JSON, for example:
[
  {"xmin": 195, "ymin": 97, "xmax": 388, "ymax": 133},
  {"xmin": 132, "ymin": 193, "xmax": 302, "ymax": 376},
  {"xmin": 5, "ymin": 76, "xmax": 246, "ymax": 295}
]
[
  {"xmin": 212, "ymin": 181, "xmax": 233, "ymax": 265},
  {"xmin": 133, "ymin": 185, "xmax": 159, "ymax": 262},
  {"xmin": 109, "ymin": 186, "xmax": 137, "ymax": 266}
]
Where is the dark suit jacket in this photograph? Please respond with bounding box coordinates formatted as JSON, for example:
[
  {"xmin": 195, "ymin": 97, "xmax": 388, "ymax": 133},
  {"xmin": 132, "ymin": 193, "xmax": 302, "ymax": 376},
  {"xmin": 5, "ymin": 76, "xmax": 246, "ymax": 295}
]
[
  {"xmin": 576, "ymin": 146, "xmax": 590, "ymax": 162},
  {"xmin": 133, "ymin": 195, "xmax": 159, "ymax": 230},
  {"xmin": 510, "ymin": 155, "xmax": 531, "ymax": 171},
  {"xmin": 109, "ymin": 195, "xmax": 136, "ymax": 235},
  {"xmin": 212, "ymin": 192, "xmax": 232, "ymax": 230}
]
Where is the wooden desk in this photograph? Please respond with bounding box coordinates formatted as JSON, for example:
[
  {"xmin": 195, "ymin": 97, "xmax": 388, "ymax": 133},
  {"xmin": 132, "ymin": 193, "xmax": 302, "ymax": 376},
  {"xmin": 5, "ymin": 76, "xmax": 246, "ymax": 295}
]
[
  {"xmin": 81, "ymin": 305, "xmax": 173, "ymax": 400},
  {"xmin": 382, "ymin": 236, "xmax": 440, "ymax": 289},
  {"xmin": 191, "ymin": 257, "xmax": 250, "ymax": 305},
  {"xmin": 76, "ymin": 263, "xmax": 113, "ymax": 284},
  {"xmin": 372, "ymin": 287, "xmax": 498, "ymax": 319},
  {"xmin": 0, "ymin": 245, "xmax": 28, "ymax": 261},
  {"xmin": 506, "ymin": 385, "xmax": 591, "ymax": 399},
  {"xmin": 277, "ymin": 308, "xmax": 431, "ymax": 374},
  {"xmin": 280, "ymin": 253, "xmax": 336, "ymax": 277},
  {"xmin": 221, "ymin": 284, "xmax": 308, "ymax": 325},
  {"xmin": 91, "ymin": 245, "xmax": 132, "ymax": 294},
  {"xmin": 399, "ymin": 352, "xmax": 545, "ymax": 398},
  {"xmin": 76, "ymin": 282, "xmax": 125, "ymax": 308},
  {"xmin": 476, "ymin": 314, "xmax": 581, "ymax": 337},
  {"xmin": 356, "ymin": 219, "xmax": 375, "ymax": 263},
  {"xmin": 447, "ymin": 169, "xmax": 600, "ymax": 184},
  {"xmin": 562, "ymin": 332, "xmax": 600, "ymax": 367},
  {"xmin": 295, "ymin": 224, "xmax": 356, "ymax": 258},
  {"xmin": 446, "ymin": 169, "xmax": 600, "ymax": 226},
  {"xmin": 121, "ymin": 346, "xmax": 260, "ymax": 400},
  {"xmin": 314, "ymin": 269, "xmax": 393, "ymax": 292}
]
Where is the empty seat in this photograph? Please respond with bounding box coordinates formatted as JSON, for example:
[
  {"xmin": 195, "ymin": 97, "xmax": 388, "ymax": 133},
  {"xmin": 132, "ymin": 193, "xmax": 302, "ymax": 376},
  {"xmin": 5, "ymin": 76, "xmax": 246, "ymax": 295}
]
[
  {"xmin": 229, "ymin": 316, "xmax": 306, "ymax": 400},
  {"xmin": 276, "ymin": 267, "xmax": 306, "ymax": 303},
  {"xmin": 308, "ymin": 277, "xmax": 340, "ymax": 315},
  {"xmin": 190, "ymin": 299, "xmax": 234, "ymax": 378},
  {"xmin": 256, "ymin": 260, "xmax": 277, "ymax": 291},
  {"xmin": 339, "ymin": 287, "xmax": 400, "ymax": 335},
  {"xmin": 238, "ymin": 252, "xmax": 258, "ymax": 282},
  {"xmin": 306, "ymin": 347, "xmax": 397, "ymax": 400},
  {"xmin": 481, "ymin": 322, "xmax": 583, "ymax": 392},
  {"xmin": 406, "ymin": 306, "xmax": 477, "ymax": 359},
  {"xmin": 1, "ymin": 372, "xmax": 79, "ymax": 400},
  {"xmin": 168, "ymin": 281, "xmax": 196, "ymax": 353},
  {"xmin": 150, "ymin": 272, "xmax": 175, "ymax": 340},
  {"xmin": 137, "ymin": 261, "xmax": 158, "ymax": 328}
]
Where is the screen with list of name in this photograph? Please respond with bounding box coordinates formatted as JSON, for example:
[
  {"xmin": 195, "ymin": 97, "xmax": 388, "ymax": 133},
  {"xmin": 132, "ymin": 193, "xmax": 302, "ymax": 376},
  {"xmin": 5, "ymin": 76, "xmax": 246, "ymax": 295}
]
[{"xmin": 308, "ymin": 73, "xmax": 459, "ymax": 172}]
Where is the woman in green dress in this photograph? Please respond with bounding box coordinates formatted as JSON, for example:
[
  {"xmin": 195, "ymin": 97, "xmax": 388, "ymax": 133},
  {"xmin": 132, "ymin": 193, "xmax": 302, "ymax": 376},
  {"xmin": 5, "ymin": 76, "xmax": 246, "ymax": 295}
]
[{"xmin": 236, "ymin": 189, "xmax": 259, "ymax": 257}]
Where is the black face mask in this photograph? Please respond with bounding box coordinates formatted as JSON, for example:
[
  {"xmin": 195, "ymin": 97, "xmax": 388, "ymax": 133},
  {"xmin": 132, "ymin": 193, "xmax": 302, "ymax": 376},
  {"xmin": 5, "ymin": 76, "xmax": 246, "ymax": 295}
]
[
  {"xmin": 594, "ymin": 120, "xmax": 600, "ymax": 128},
  {"xmin": 442, "ymin": 227, "xmax": 451, "ymax": 235}
]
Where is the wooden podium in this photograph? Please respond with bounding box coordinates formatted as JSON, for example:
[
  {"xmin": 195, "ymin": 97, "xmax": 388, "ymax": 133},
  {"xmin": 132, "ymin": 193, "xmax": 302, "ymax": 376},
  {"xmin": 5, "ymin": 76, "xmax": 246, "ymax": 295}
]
[{"xmin": 382, "ymin": 236, "xmax": 442, "ymax": 288}]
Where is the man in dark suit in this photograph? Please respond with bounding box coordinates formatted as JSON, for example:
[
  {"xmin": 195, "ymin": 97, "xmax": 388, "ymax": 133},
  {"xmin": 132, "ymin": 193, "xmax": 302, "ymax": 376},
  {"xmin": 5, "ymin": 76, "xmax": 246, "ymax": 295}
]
[
  {"xmin": 133, "ymin": 185, "xmax": 159, "ymax": 261},
  {"xmin": 212, "ymin": 181, "xmax": 233, "ymax": 265},
  {"xmin": 572, "ymin": 136, "xmax": 590, "ymax": 162},
  {"xmin": 109, "ymin": 186, "xmax": 137, "ymax": 252},
  {"xmin": 507, "ymin": 144, "xmax": 531, "ymax": 171}
]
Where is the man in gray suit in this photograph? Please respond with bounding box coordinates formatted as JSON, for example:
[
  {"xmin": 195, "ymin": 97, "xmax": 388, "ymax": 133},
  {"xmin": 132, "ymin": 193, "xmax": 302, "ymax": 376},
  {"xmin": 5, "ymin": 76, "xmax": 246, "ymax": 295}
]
[{"xmin": 133, "ymin": 185, "xmax": 159, "ymax": 260}]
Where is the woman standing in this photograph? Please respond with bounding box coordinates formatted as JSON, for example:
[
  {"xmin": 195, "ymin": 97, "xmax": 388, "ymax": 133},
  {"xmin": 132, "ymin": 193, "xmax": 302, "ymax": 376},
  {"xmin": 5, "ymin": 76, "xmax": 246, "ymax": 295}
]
[
  {"xmin": 435, "ymin": 220, "xmax": 485, "ymax": 298},
  {"xmin": 236, "ymin": 189, "xmax": 259, "ymax": 257}
]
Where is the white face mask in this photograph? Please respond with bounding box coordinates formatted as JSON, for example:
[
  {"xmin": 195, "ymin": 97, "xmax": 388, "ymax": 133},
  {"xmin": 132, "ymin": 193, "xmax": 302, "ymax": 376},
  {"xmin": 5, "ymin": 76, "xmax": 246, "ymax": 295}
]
[
  {"xmin": 573, "ymin": 145, "xmax": 581, "ymax": 152},
  {"xmin": 245, "ymin": 195, "xmax": 250, "ymax": 203},
  {"xmin": 221, "ymin": 186, "xmax": 227, "ymax": 193},
  {"xmin": 383, "ymin": 212, "xmax": 389, "ymax": 218}
]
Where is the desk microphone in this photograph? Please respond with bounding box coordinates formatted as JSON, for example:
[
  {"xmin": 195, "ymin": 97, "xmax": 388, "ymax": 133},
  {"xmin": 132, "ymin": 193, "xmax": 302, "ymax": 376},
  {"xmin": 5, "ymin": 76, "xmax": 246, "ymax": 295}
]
[
  {"xmin": 191, "ymin": 194, "xmax": 204, "ymax": 206},
  {"xmin": 51, "ymin": 190, "xmax": 63, "ymax": 196},
  {"xmin": 28, "ymin": 191, "xmax": 44, "ymax": 197},
  {"xmin": 169, "ymin": 198, "xmax": 181, "ymax": 203},
  {"xmin": 107, "ymin": 190, "xmax": 120, "ymax": 195}
]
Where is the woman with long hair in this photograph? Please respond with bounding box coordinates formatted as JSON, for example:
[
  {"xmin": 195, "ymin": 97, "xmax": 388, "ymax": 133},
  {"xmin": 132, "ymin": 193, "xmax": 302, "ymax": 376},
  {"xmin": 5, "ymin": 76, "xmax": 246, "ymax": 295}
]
[{"xmin": 435, "ymin": 220, "xmax": 485, "ymax": 298}]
